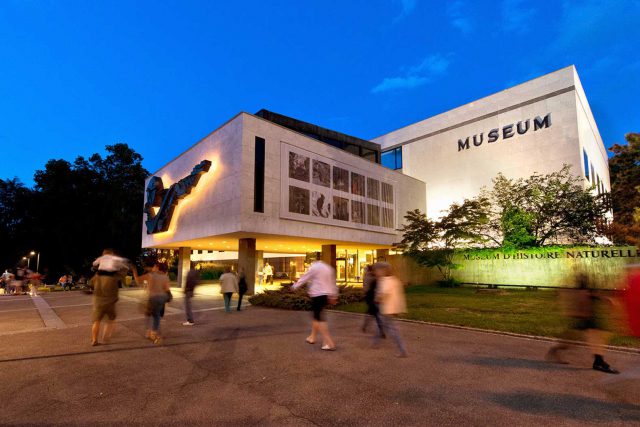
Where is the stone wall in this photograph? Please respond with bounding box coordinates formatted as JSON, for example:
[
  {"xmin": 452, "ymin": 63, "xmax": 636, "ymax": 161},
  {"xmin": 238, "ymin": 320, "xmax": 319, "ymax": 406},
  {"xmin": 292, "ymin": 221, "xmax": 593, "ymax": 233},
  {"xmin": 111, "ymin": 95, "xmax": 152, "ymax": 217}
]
[{"xmin": 388, "ymin": 246, "xmax": 640, "ymax": 289}]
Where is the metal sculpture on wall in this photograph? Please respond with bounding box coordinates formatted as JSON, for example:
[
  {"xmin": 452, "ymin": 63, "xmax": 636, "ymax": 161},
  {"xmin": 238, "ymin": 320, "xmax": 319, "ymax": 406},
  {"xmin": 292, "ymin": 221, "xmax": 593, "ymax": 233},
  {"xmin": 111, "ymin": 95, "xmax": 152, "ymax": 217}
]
[{"xmin": 144, "ymin": 160, "xmax": 212, "ymax": 234}]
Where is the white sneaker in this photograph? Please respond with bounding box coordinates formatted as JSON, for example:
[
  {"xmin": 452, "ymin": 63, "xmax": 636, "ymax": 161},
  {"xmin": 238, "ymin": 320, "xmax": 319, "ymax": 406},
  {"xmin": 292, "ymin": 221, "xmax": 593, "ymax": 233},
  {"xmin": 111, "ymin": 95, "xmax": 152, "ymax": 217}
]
[{"xmin": 182, "ymin": 321, "xmax": 195, "ymax": 326}]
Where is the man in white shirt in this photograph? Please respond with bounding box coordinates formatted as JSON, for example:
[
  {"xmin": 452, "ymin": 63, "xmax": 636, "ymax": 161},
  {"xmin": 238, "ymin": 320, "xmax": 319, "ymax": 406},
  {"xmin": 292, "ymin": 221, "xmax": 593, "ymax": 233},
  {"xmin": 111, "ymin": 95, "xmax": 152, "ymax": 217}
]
[
  {"xmin": 263, "ymin": 263, "xmax": 273, "ymax": 285},
  {"xmin": 292, "ymin": 258, "xmax": 338, "ymax": 351}
]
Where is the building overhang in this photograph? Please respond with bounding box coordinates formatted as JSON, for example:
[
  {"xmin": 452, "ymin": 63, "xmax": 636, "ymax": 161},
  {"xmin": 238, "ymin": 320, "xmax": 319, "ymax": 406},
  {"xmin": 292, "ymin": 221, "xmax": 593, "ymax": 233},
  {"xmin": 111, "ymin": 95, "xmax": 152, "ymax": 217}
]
[{"xmin": 143, "ymin": 231, "xmax": 394, "ymax": 253}]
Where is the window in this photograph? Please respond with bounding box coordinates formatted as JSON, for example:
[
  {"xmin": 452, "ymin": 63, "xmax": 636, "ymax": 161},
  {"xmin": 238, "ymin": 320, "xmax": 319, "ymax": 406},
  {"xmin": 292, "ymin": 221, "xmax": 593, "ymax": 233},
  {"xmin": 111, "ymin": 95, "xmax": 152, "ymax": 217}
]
[
  {"xmin": 591, "ymin": 165, "xmax": 595, "ymax": 186},
  {"xmin": 583, "ymin": 149, "xmax": 590, "ymax": 181},
  {"xmin": 381, "ymin": 147, "xmax": 402, "ymax": 170},
  {"xmin": 254, "ymin": 137, "xmax": 265, "ymax": 212}
]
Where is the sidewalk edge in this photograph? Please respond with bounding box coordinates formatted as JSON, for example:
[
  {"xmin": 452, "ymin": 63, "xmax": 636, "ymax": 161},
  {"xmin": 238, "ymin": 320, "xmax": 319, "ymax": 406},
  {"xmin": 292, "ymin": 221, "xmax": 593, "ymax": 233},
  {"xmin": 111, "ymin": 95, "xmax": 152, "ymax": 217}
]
[{"xmin": 330, "ymin": 309, "xmax": 640, "ymax": 355}]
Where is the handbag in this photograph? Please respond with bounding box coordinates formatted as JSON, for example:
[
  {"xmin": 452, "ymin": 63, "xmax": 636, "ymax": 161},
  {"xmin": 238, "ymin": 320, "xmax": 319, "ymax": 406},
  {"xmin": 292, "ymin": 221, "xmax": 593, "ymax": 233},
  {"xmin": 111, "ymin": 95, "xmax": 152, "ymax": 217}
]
[{"xmin": 166, "ymin": 290, "xmax": 173, "ymax": 302}]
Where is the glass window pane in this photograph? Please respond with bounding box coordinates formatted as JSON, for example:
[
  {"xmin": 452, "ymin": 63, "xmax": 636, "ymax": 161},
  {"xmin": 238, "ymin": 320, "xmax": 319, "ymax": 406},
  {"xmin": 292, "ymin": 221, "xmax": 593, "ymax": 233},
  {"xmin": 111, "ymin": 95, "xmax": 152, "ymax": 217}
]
[
  {"xmin": 367, "ymin": 178, "xmax": 379, "ymax": 200},
  {"xmin": 395, "ymin": 147, "xmax": 402, "ymax": 169},
  {"xmin": 381, "ymin": 151, "xmax": 395, "ymax": 169},
  {"xmin": 583, "ymin": 149, "xmax": 589, "ymax": 179}
]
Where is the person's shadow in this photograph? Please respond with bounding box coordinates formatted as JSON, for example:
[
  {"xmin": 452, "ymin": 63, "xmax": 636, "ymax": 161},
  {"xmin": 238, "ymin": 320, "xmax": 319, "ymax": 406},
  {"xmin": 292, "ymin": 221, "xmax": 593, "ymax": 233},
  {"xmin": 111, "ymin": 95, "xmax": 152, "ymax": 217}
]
[
  {"xmin": 486, "ymin": 390, "xmax": 640, "ymax": 422},
  {"xmin": 441, "ymin": 354, "xmax": 584, "ymax": 372}
]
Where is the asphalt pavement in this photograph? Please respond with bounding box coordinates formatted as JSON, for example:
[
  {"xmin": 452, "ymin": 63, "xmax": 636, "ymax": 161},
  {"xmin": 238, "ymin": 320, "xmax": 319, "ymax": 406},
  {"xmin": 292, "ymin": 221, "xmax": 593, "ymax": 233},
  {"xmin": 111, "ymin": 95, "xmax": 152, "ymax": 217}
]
[{"xmin": 1, "ymin": 288, "xmax": 640, "ymax": 426}]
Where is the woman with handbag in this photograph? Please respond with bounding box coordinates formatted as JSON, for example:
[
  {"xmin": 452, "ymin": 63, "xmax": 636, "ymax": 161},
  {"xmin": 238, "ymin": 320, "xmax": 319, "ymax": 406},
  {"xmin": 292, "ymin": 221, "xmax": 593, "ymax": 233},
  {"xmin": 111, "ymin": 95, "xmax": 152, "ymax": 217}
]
[
  {"xmin": 135, "ymin": 262, "xmax": 171, "ymax": 344},
  {"xmin": 373, "ymin": 262, "xmax": 408, "ymax": 358}
]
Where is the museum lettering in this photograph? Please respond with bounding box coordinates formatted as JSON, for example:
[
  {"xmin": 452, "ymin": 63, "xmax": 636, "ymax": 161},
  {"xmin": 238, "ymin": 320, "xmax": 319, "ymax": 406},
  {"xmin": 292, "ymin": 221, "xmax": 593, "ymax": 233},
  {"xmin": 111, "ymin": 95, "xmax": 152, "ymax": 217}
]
[
  {"xmin": 462, "ymin": 248, "xmax": 640, "ymax": 261},
  {"xmin": 457, "ymin": 113, "xmax": 552, "ymax": 152}
]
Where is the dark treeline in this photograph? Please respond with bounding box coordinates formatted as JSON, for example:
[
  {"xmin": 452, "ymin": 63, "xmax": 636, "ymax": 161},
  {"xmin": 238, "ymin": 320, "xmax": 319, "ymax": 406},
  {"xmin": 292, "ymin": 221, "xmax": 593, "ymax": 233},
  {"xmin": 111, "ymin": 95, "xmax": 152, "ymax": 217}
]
[{"xmin": 0, "ymin": 143, "xmax": 148, "ymax": 281}]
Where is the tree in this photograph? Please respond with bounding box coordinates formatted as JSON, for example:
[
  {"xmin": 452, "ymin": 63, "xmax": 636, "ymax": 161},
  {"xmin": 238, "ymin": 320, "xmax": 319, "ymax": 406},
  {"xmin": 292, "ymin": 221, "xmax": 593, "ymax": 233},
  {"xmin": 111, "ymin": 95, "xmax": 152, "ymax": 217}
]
[
  {"xmin": 479, "ymin": 165, "xmax": 608, "ymax": 247},
  {"xmin": 608, "ymin": 133, "xmax": 640, "ymax": 245},
  {"xmin": 0, "ymin": 144, "xmax": 148, "ymax": 280},
  {"xmin": 0, "ymin": 178, "xmax": 34, "ymax": 268},
  {"xmin": 397, "ymin": 199, "xmax": 488, "ymax": 282}
]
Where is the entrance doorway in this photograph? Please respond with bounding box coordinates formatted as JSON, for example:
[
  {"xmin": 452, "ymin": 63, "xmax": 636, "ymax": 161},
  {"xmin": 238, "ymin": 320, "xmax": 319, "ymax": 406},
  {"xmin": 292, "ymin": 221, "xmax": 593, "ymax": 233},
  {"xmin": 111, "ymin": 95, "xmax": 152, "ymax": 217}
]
[{"xmin": 336, "ymin": 249, "xmax": 377, "ymax": 283}]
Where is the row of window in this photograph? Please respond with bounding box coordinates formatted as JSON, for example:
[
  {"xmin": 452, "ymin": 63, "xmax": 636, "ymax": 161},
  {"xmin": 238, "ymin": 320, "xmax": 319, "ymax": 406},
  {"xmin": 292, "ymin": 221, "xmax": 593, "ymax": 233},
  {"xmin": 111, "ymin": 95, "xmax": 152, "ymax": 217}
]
[
  {"xmin": 583, "ymin": 149, "xmax": 606, "ymax": 195},
  {"xmin": 381, "ymin": 147, "xmax": 403, "ymax": 170}
]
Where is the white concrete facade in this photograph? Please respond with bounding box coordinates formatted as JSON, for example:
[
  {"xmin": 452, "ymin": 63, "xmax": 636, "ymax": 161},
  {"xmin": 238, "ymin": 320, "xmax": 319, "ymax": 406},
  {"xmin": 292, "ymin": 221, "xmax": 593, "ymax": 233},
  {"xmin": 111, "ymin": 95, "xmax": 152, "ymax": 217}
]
[
  {"xmin": 374, "ymin": 65, "xmax": 609, "ymax": 219},
  {"xmin": 141, "ymin": 113, "xmax": 426, "ymax": 252}
]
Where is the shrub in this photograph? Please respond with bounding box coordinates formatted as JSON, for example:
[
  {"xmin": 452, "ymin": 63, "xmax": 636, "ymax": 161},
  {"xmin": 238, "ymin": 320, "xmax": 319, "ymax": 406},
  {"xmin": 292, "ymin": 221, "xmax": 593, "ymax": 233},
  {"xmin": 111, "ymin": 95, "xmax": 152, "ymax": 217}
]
[
  {"xmin": 249, "ymin": 284, "xmax": 365, "ymax": 310},
  {"xmin": 199, "ymin": 268, "xmax": 224, "ymax": 281},
  {"xmin": 436, "ymin": 278, "xmax": 462, "ymax": 288}
]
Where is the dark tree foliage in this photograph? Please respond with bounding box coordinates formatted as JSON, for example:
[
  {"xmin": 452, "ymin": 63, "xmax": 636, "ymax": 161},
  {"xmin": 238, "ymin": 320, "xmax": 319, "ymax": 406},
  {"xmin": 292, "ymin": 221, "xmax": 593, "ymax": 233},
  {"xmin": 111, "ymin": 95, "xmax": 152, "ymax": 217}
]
[
  {"xmin": 0, "ymin": 144, "xmax": 148, "ymax": 281},
  {"xmin": 398, "ymin": 166, "xmax": 610, "ymax": 281},
  {"xmin": 479, "ymin": 165, "xmax": 608, "ymax": 247},
  {"xmin": 397, "ymin": 201, "xmax": 488, "ymax": 282},
  {"xmin": 608, "ymin": 133, "xmax": 640, "ymax": 245}
]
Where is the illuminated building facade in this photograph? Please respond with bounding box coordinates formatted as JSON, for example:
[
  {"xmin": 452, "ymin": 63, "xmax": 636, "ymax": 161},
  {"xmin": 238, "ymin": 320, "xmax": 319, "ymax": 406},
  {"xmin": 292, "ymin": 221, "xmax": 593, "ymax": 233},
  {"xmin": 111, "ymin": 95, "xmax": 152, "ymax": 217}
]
[
  {"xmin": 143, "ymin": 66, "xmax": 609, "ymax": 290},
  {"xmin": 141, "ymin": 112, "xmax": 425, "ymax": 292},
  {"xmin": 375, "ymin": 65, "xmax": 610, "ymax": 219}
]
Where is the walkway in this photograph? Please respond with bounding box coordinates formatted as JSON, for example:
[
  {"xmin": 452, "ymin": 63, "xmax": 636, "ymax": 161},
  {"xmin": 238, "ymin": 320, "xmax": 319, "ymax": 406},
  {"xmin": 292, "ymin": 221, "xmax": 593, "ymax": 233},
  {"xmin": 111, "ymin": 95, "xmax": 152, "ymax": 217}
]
[{"xmin": 0, "ymin": 291, "xmax": 639, "ymax": 426}]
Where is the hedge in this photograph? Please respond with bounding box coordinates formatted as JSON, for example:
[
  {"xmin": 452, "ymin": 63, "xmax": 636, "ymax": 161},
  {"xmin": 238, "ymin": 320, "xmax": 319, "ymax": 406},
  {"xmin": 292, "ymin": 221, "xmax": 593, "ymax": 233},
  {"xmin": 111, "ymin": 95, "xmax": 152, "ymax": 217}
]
[{"xmin": 248, "ymin": 283, "xmax": 365, "ymax": 310}]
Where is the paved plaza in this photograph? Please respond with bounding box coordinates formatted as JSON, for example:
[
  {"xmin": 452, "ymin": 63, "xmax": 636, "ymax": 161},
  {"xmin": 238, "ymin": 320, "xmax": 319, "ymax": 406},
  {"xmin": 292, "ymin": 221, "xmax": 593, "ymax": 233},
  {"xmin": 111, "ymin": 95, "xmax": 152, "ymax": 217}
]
[{"xmin": 1, "ymin": 289, "xmax": 640, "ymax": 426}]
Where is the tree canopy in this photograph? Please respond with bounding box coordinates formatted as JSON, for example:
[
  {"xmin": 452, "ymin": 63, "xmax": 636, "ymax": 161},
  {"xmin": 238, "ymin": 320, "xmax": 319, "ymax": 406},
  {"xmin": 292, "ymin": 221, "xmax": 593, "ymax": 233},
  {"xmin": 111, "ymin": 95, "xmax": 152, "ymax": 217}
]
[
  {"xmin": 478, "ymin": 165, "xmax": 608, "ymax": 247},
  {"xmin": 608, "ymin": 132, "xmax": 640, "ymax": 245},
  {"xmin": 398, "ymin": 166, "xmax": 610, "ymax": 281},
  {"xmin": 0, "ymin": 143, "xmax": 148, "ymax": 280}
]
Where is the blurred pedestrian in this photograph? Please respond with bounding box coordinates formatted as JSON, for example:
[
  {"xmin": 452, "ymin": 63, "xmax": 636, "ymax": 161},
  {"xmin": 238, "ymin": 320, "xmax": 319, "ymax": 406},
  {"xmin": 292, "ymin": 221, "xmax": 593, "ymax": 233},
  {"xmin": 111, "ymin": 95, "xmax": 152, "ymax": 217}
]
[
  {"xmin": 546, "ymin": 270, "xmax": 618, "ymax": 374},
  {"xmin": 602, "ymin": 264, "xmax": 640, "ymax": 400},
  {"xmin": 28, "ymin": 271, "xmax": 42, "ymax": 296},
  {"xmin": 135, "ymin": 262, "xmax": 171, "ymax": 344},
  {"xmin": 183, "ymin": 268, "xmax": 200, "ymax": 326},
  {"xmin": 2, "ymin": 270, "xmax": 13, "ymax": 294},
  {"xmin": 15, "ymin": 265, "xmax": 28, "ymax": 294},
  {"xmin": 219, "ymin": 266, "xmax": 238, "ymax": 313},
  {"xmin": 292, "ymin": 256, "xmax": 338, "ymax": 351},
  {"xmin": 263, "ymin": 262, "xmax": 273, "ymax": 285},
  {"xmin": 91, "ymin": 249, "xmax": 130, "ymax": 346},
  {"xmin": 362, "ymin": 264, "xmax": 384, "ymax": 338},
  {"xmin": 237, "ymin": 267, "xmax": 248, "ymax": 311},
  {"xmin": 373, "ymin": 262, "xmax": 408, "ymax": 358}
]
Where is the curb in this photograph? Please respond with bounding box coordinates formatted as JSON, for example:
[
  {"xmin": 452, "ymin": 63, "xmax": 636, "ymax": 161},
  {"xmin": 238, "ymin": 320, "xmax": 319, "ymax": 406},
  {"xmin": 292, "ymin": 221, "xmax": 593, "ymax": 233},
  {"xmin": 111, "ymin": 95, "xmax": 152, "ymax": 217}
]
[{"xmin": 330, "ymin": 309, "xmax": 640, "ymax": 356}]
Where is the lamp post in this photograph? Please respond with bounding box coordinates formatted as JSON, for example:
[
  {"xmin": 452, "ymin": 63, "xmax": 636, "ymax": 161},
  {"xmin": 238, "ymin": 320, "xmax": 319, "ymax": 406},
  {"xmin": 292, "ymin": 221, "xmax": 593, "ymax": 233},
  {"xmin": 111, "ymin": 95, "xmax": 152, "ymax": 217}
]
[
  {"xmin": 22, "ymin": 256, "xmax": 29, "ymax": 269},
  {"xmin": 30, "ymin": 251, "xmax": 40, "ymax": 272}
]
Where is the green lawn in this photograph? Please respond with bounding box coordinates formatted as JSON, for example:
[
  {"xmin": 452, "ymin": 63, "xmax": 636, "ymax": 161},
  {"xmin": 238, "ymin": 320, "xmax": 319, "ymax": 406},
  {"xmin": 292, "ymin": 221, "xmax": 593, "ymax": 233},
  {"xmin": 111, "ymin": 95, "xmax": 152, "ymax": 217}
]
[{"xmin": 336, "ymin": 285, "xmax": 640, "ymax": 348}]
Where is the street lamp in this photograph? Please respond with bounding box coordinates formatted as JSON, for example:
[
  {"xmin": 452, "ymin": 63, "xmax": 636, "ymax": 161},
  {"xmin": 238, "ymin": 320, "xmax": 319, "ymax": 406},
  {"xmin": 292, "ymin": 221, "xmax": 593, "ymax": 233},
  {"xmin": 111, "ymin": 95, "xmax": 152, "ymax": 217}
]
[
  {"xmin": 22, "ymin": 256, "xmax": 29, "ymax": 269},
  {"xmin": 30, "ymin": 251, "xmax": 40, "ymax": 272}
]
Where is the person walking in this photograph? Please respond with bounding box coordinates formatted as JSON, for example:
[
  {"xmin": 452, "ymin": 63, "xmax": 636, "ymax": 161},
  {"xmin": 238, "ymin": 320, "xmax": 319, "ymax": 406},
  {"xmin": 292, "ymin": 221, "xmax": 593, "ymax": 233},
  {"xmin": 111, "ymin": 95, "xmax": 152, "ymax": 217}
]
[
  {"xmin": 292, "ymin": 256, "xmax": 338, "ymax": 351},
  {"xmin": 237, "ymin": 267, "xmax": 248, "ymax": 311},
  {"xmin": 90, "ymin": 249, "xmax": 130, "ymax": 346},
  {"xmin": 135, "ymin": 262, "xmax": 171, "ymax": 344},
  {"xmin": 373, "ymin": 262, "xmax": 408, "ymax": 358},
  {"xmin": 546, "ymin": 270, "xmax": 619, "ymax": 374},
  {"xmin": 263, "ymin": 262, "xmax": 273, "ymax": 285},
  {"xmin": 362, "ymin": 264, "xmax": 384, "ymax": 338},
  {"xmin": 183, "ymin": 268, "xmax": 200, "ymax": 326},
  {"xmin": 219, "ymin": 266, "xmax": 238, "ymax": 313}
]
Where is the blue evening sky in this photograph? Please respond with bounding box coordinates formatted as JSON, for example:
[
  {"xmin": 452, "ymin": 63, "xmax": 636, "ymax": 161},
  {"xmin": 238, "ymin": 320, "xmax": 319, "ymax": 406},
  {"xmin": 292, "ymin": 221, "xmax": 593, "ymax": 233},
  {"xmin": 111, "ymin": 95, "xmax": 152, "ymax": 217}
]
[{"xmin": 1, "ymin": 0, "xmax": 639, "ymax": 186}]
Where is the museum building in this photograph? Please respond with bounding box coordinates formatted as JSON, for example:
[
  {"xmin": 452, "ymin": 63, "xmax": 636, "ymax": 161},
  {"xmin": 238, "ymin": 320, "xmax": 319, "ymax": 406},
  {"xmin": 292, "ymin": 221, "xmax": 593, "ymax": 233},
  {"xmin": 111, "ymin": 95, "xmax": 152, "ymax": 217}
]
[
  {"xmin": 142, "ymin": 65, "xmax": 609, "ymax": 292},
  {"xmin": 375, "ymin": 65, "xmax": 610, "ymax": 218}
]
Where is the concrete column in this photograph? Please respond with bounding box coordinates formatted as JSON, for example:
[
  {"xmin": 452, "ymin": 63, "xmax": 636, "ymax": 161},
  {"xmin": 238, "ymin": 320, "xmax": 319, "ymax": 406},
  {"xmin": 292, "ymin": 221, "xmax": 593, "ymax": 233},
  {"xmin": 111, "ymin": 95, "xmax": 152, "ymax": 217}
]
[
  {"xmin": 376, "ymin": 249, "xmax": 389, "ymax": 262},
  {"xmin": 177, "ymin": 247, "xmax": 191, "ymax": 289},
  {"xmin": 239, "ymin": 238, "xmax": 257, "ymax": 295},
  {"xmin": 321, "ymin": 244, "xmax": 337, "ymax": 271}
]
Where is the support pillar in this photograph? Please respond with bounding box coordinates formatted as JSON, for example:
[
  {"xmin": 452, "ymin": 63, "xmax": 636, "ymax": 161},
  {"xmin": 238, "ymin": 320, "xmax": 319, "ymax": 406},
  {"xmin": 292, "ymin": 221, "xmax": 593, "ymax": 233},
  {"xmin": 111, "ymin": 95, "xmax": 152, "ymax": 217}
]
[
  {"xmin": 177, "ymin": 247, "xmax": 191, "ymax": 289},
  {"xmin": 239, "ymin": 238, "xmax": 257, "ymax": 295},
  {"xmin": 321, "ymin": 244, "xmax": 337, "ymax": 271}
]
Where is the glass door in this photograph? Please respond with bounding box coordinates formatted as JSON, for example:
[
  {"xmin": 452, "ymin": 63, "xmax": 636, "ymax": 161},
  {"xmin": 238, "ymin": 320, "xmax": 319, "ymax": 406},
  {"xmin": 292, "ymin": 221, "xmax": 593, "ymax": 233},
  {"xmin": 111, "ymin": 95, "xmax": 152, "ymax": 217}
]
[{"xmin": 336, "ymin": 258, "xmax": 347, "ymax": 282}]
